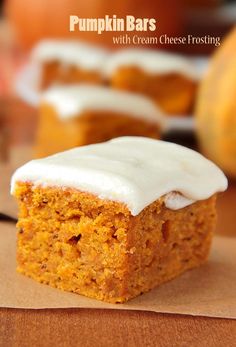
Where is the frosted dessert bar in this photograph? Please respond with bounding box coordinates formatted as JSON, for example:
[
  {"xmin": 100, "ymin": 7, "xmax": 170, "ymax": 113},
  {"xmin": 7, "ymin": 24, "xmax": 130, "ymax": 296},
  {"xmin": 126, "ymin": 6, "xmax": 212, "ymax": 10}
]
[
  {"xmin": 35, "ymin": 85, "xmax": 163, "ymax": 157},
  {"xmin": 32, "ymin": 39, "xmax": 109, "ymax": 89},
  {"xmin": 104, "ymin": 49, "xmax": 199, "ymax": 115},
  {"xmin": 11, "ymin": 137, "xmax": 227, "ymax": 303}
]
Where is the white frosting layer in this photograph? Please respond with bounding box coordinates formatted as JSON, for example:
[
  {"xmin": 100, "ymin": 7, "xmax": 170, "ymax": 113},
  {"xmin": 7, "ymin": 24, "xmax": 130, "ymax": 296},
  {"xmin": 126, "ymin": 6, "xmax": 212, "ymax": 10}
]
[
  {"xmin": 32, "ymin": 40, "xmax": 109, "ymax": 71},
  {"xmin": 164, "ymin": 192, "xmax": 195, "ymax": 210},
  {"xmin": 41, "ymin": 85, "xmax": 164, "ymax": 124},
  {"xmin": 104, "ymin": 49, "xmax": 199, "ymax": 80},
  {"xmin": 11, "ymin": 137, "xmax": 228, "ymax": 216}
]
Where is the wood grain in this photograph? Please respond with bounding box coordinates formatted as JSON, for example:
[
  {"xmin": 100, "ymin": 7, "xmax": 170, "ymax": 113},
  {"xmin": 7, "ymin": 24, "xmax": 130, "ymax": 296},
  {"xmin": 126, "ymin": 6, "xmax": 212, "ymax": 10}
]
[{"xmin": 0, "ymin": 309, "xmax": 235, "ymax": 347}]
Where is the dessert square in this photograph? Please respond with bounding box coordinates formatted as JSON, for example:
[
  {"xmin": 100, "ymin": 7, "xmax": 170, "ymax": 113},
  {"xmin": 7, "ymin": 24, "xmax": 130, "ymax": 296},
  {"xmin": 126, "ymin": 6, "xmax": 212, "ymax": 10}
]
[
  {"xmin": 32, "ymin": 40, "xmax": 109, "ymax": 89},
  {"xmin": 105, "ymin": 49, "xmax": 198, "ymax": 115},
  {"xmin": 35, "ymin": 85, "xmax": 162, "ymax": 158},
  {"xmin": 11, "ymin": 137, "xmax": 227, "ymax": 303}
]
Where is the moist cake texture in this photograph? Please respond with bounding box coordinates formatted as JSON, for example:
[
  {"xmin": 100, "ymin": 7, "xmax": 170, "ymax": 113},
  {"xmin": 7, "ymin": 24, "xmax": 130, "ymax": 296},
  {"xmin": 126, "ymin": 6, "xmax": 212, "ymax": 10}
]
[
  {"xmin": 11, "ymin": 137, "xmax": 228, "ymax": 303},
  {"xmin": 35, "ymin": 85, "xmax": 163, "ymax": 158}
]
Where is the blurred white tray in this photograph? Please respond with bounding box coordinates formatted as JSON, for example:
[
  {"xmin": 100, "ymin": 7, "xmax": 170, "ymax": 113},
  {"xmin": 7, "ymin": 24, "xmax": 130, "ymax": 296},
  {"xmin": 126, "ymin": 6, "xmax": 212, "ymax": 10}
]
[{"xmin": 15, "ymin": 57, "xmax": 208, "ymax": 133}]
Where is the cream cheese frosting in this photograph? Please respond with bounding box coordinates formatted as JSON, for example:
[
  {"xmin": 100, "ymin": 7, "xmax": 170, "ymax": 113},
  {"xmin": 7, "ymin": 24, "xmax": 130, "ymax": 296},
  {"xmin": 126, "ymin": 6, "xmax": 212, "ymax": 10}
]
[
  {"xmin": 11, "ymin": 137, "xmax": 228, "ymax": 216},
  {"xmin": 164, "ymin": 192, "xmax": 196, "ymax": 210},
  {"xmin": 32, "ymin": 39, "xmax": 109, "ymax": 71},
  {"xmin": 41, "ymin": 85, "xmax": 164, "ymax": 124},
  {"xmin": 104, "ymin": 49, "xmax": 199, "ymax": 80}
]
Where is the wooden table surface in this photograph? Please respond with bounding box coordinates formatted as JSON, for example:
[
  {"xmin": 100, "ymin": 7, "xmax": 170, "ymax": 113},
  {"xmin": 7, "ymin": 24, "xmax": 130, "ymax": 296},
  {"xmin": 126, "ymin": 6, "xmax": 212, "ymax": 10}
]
[
  {"xmin": 0, "ymin": 98, "xmax": 236, "ymax": 347},
  {"xmin": 0, "ymin": 309, "xmax": 236, "ymax": 347}
]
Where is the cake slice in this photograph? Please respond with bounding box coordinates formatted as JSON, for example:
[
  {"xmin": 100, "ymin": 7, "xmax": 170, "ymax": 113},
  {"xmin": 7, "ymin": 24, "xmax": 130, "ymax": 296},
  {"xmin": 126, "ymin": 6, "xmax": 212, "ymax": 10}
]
[
  {"xmin": 11, "ymin": 137, "xmax": 227, "ymax": 303},
  {"xmin": 35, "ymin": 85, "xmax": 163, "ymax": 158},
  {"xmin": 32, "ymin": 39, "xmax": 109, "ymax": 89},
  {"xmin": 104, "ymin": 49, "xmax": 199, "ymax": 115}
]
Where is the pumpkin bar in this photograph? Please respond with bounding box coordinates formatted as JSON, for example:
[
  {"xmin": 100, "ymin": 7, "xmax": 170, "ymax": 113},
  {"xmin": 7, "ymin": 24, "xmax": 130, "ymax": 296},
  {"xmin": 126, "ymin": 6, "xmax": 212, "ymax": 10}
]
[
  {"xmin": 32, "ymin": 39, "xmax": 109, "ymax": 89},
  {"xmin": 35, "ymin": 85, "xmax": 163, "ymax": 158},
  {"xmin": 11, "ymin": 137, "xmax": 227, "ymax": 303},
  {"xmin": 105, "ymin": 49, "xmax": 199, "ymax": 116}
]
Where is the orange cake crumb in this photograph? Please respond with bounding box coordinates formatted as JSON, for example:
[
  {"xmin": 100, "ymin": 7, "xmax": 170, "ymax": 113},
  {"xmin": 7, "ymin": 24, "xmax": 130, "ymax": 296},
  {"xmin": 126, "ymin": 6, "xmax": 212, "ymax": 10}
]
[{"xmin": 14, "ymin": 182, "xmax": 216, "ymax": 303}]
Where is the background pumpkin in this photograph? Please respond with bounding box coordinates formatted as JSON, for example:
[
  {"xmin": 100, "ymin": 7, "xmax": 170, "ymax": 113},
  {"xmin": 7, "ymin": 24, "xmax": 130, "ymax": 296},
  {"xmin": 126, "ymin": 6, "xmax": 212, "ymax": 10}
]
[
  {"xmin": 196, "ymin": 27, "xmax": 236, "ymax": 177},
  {"xmin": 5, "ymin": 0, "xmax": 183, "ymax": 50}
]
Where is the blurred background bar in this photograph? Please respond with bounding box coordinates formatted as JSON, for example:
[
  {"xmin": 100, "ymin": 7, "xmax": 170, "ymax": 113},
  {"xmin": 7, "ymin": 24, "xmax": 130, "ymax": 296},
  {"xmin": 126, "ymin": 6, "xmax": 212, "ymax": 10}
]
[{"xmin": 0, "ymin": 0, "xmax": 235, "ymax": 153}]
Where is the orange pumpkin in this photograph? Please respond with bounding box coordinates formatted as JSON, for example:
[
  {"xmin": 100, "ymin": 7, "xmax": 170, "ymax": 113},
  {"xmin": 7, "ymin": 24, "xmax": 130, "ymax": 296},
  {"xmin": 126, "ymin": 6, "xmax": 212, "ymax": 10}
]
[
  {"xmin": 196, "ymin": 27, "xmax": 236, "ymax": 177},
  {"xmin": 5, "ymin": 0, "xmax": 183, "ymax": 50}
]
